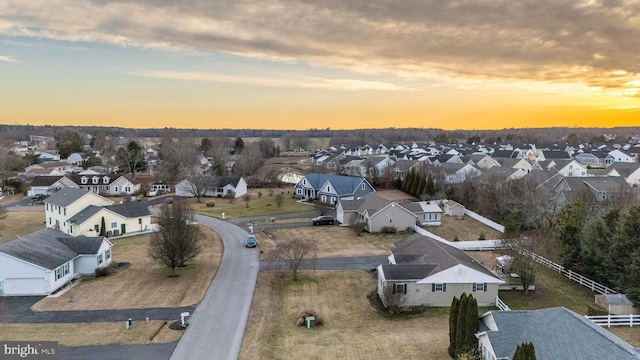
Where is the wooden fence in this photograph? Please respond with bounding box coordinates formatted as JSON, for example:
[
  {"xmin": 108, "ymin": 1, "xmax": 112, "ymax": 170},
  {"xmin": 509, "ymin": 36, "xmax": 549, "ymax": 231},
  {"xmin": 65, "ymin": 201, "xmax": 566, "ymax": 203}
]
[{"xmin": 585, "ymin": 314, "xmax": 640, "ymax": 328}]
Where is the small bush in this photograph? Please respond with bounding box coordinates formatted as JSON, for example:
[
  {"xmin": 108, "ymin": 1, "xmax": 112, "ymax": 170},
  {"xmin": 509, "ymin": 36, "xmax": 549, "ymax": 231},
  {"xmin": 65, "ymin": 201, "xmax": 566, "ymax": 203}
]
[
  {"xmin": 296, "ymin": 310, "xmax": 323, "ymax": 326},
  {"xmin": 478, "ymin": 233, "xmax": 486, "ymax": 240},
  {"xmin": 258, "ymin": 191, "xmax": 263, "ymax": 198},
  {"xmin": 587, "ymin": 303, "xmax": 609, "ymax": 316},
  {"xmin": 453, "ymin": 235, "xmax": 460, "ymax": 242},
  {"xmin": 95, "ymin": 262, "xmax": 118, "ymax": 277},
  {"xmin": 205, "ymin": 200, "xmax": 216, "ymax": 208},
  {"xmin": 165, "ymin": 197, "xmax": 174, "ymax": 205},
  {"xmin": 268, "ymin": 188, "xmax": 275, "ymax": 197},
  {"xmin": 381, "ymin": 226, "xmax": 397, "ymax": 234},
  {"xmin": 352, "ymin": 221, "xmax": 366, "ymax": 236}
]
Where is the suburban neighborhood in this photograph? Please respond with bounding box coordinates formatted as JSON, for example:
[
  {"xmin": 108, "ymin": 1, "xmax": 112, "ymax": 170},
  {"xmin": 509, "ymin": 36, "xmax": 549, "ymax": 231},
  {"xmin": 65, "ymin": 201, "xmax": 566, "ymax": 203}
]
[{"xmin": 1, "ymin": 127, "xmax": 640, "ymax": 359}]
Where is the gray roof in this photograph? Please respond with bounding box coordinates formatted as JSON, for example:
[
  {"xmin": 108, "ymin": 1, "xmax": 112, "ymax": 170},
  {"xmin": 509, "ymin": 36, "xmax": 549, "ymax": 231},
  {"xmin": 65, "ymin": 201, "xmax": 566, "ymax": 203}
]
[
  {"xmin": 602, "ymin": 294, "xmax": 632, "ymax": 305},
  {"xmin": 30, "ymin": 175, "xmax": 65, "ymax": 187},
  {"xmin": 105, "ymin": 201, "xmax": 151, "ymax": 218},
  {"xmin": 302, "ymin": 173, "xmax": 371, "ymax": 196},
  {"xmin": 44, "ymin": 187, "xmax": 92, "ymax": 207},
  {"xmin": 0, "ymin": 228, "xmax": 106, "ymax": 270},
  {"xmin": 68, "ymin": 205, "xmax": 102, "ymax": 225},
  {"xmin": 380, "ymin": 264, "xmax": 437, "ymax": 280},
  {"xmin": 391, "ymin": 234, "xmax": 499, "ymax": 280},
  {"xmin": 393, "ymin": 159, "xmax": 419, "ymax": 172},
  {"xmin": 484, "ymin": 307, "xmax": 640, "ymax": 359}
]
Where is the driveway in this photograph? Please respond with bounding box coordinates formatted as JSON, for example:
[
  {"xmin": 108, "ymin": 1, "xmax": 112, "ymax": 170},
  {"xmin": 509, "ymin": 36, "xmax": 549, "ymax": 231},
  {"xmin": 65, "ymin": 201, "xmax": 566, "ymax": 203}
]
[
  {"xmin": 169, "ymin": 214, "xmax": 259, "ymax": 360},
  {"xmin": 260, "ymin": 255, "xmax": 387, "ymax": 272}
]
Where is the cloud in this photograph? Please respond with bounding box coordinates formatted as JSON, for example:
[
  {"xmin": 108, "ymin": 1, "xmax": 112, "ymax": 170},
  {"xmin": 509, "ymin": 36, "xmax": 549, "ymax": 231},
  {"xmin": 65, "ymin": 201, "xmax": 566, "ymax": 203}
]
[
  {"xmin": 125, "ymin": 69, "xmax": 415, "ymax": 91},
  {"xmin": 1, "ymin": 0, "xmax": 640, "ymax": 93},
  {"xmin": 0, "ymin": 55, "xmax": 18, "ymax": 63}
]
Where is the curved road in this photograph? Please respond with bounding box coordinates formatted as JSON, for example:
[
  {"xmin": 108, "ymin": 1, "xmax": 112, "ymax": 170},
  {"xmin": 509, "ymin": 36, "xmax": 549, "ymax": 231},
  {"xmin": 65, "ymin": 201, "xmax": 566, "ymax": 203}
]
[{"xmin": 169, "ymin": 215, "xmax": 259, "ymax": 360}]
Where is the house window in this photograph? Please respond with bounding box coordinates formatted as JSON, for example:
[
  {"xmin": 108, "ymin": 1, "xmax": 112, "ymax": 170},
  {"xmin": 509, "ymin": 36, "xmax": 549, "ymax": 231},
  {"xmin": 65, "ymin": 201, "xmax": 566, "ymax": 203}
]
[
  {"xmin": 92, "ymin": 177, "xmax": 99, "ymax": 184},
  {"xmin": 296, "ymin": 188, "xmax": 303, "ymax": 195},
  {"xmin": 389, "ymin": 218, "xmax": 393, "ymax": 223},
  {"xmin": 105, "ymin": 249, "xmax": 111, "ymax": 260},
  {"xmin": 64, "ymin": 208, "xmax": 66, "ymax": 216},
  {"xmin": 49, "ymin": 217, "xmax": 52, "ymax": 225},
  {"xmin": 321, "ymin": 195, "xmax": 327, "ymax": 203},
  {"xmin": 303, "ymin": 179, "xmax": 306, "ymax": 185},
  {"xmin": 97, "ymin": 253, "xmax": 103, "ymax": 265},
  {"xmin": 473, "ymin": 283, "xmax": 487, "ymax": 292},
  {"xmin": 81, "ymin": 177, "xmax": 88, "ymax": 184},
  {"xmin": 46, "ymin": 204, "xmax": 49, "ymax": 211},
  {"xmin": 393, "ymin": 283, "xmax": 407, "ymax": 294},
  {"xmin": 94, "ymin": 224, "xmax": 100, "ymax": 232},
  {"xmin": 327, "ymin": 186, "xmax": 330, "ymax": 192},
  {"xmin": 432, "ymin": 283, "xmax": 446, "ymax": 292},
  {"xmin": 55, "ymin": 263, "xmax": 69, "ymax": 280},
  {"xmin": 111, "ymin": 222, "xmax": 117, "ymax": 229},
  {"xmin": 114, "ymin": 186, "xmax": 119, "ymax": 193},
  {"xmin": 361, "ymin": 183, "xmax": 365, "ymax": 190},
  {"xmin": 125, "ymin": 186, "xmax": 131, "ymax": 193}
]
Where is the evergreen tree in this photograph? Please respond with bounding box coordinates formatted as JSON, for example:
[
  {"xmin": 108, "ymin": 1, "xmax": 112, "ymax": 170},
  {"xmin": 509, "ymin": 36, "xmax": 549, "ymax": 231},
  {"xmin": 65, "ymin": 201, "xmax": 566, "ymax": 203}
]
[
  {"xmin": 454, "ymin": 293, "xmax": 468, "ymax": 357},
  {"xmin": 555, "ymin": 201, "xmax": 587, "ymax": 269},
  {"xmin": 425, "ymin": 175, "xmax": 436, "ymax": 197},
  {"xmin": 414, "ymin": 174, "xmax": 426, "ymax": 197},
  {"xmin": 401, "ymin": 169, "xmax": 411, "ymax": 191},
  {"xmin": 410, "ymin": 173, "xmax": 423, "ymax": 196},
  {"xmin": 513, "ymin": 342, "xmax": 536, "ymax": 360},
  {"xmin": 464, "ymin": 295, "xmax": 479, "ymax": 352},
  {"xmin": 607, "ymin": 206, "xmax": 640, "ymax": 306},
  {"xmin": 448, "ymin": 296, "xmax": 460, "ymax": 358},
  {"xmin": 404, "ymin": 169, "xmax": 415, "ymax": 194},
  {"xmin": 99, "ymin": 216, "xmax": 106, "ymax": 237}
]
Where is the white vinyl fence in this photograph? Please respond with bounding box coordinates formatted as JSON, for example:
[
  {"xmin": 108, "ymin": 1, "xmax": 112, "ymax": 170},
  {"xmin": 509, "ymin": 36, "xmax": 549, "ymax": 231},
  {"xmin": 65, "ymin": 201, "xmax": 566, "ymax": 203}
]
[
  {"xmin": 495, "ymin": 296, "xmax": 511, "ymax": 311},
  {"xmin": 585, "ymin": 314, "xmax": 640, "ymax": 328},
  {"xmin": 413, "ymin": 226, "xmax": 501, "ymax": 251},
  {"xmin": 463, "ymin": 208, "xmax": 505, "ymax": 233}
]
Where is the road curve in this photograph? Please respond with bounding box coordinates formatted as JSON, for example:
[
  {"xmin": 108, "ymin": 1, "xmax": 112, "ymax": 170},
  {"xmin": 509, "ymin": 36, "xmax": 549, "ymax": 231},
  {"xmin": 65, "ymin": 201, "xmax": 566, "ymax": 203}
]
[{"xmin": 169, "ymin": 215, "xmax": 259, "ymax": 360}]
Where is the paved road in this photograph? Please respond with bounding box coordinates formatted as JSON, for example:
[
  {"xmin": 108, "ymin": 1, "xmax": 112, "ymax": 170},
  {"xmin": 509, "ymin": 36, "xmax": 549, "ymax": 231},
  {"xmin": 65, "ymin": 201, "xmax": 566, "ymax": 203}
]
[
  {"xmin": 227, "ymin": 210, "xmax": 319, "ymax": 225},
  {"xmin": 169, "ymin": 214, "xmax": 259, "ymax": 360},
  {"xmin": 60, "ymin": 342, "xmax": 178, "ymax": 360},
  {"xmin": 260, "ymin": 255, "xmax": 387, "ymax": 272}
]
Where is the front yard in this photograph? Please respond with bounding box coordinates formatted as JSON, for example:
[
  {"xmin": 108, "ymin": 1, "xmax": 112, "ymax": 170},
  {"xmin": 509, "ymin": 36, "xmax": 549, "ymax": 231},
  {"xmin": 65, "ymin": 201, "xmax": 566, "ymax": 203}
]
[
  {"xmin": 0, "ymin": 211, "xmax": 45, "ymax": 244},
  {"xmin": 240, "ymin": 271, "xmax": 450, "ymax": 360},
  {"xmin": 32, "ymin": 225, "xmax": 222, "ymax": 311}
]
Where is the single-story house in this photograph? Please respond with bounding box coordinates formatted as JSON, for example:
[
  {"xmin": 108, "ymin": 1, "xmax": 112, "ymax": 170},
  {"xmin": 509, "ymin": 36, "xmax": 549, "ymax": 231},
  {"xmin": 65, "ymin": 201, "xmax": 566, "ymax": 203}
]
[
  {"xmin": 67, "ymin": 201, "xmax": 152, "ymax": 237},
  {"xmin": 444, "ymin": 200, "xmax": 465, "ymax": 217},
  {"xmin": 0, "ymin": 228, "xmax": 112, "ymax": 296},
  {"xmin": 404, "ymin": 201, "xmax": 442, "ymax": 226},
  {"xmin": 175, "ymin": 176, "xmax": 247, "ymax": 198},
  {"xmin": 149, "ymin": 181, "xmax": 172, "ymax": 196},
  {"xmin": 377, "ymin": 234, "xmax": 504, "ymax": 307},
  {"xmin": 477, "ymin": 307, "xmax": 640, "ymax": 360},
  {"xmin": 27, "ymin": 175, "xmax": 79, "ymax": 197},
  {"xmin": 336, "ymin": 194, "xmax": 415, "ymax": 232},
  {"xmin": 294, "ymin": 173, "xmax": 375, "ymax": 206}
]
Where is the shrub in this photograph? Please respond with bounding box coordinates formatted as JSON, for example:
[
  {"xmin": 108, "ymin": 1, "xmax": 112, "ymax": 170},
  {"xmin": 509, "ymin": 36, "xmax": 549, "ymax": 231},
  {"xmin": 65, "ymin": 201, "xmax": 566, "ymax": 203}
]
[
  {"xmin": 381, "ymin": 226, "xmax": 397, "ymax": 234},
  {"xmin": 258, "ymin": 191, "xmax": 263, "ymax": 198},
  {"xmin": 296, "ymin": 310, "xmax": 324, "ymax": 326},
  {"xmin": 352, "ymin": 221, "xmax": 366, "ymax": 236},
  {"xmin": 205, "ymin": 200, "xmax": 216, "ymax": 208},
  {"xmin": 165, "ymin": 197, "xmax": 174, "ymax": 205},
  {"xmin": 95, "ymin": 262, "xmax": 118, "ymax": 277},
  {"xmin": 454, "ymin": 235, "xmax": 460, "ymax": 242},
  {"xmin": 587, "ymin": 303, "xmax": 609, "ymax": 316},
  {"xmin": 478, "ymin": 233, "xmax": 486, "ymax": 240}
]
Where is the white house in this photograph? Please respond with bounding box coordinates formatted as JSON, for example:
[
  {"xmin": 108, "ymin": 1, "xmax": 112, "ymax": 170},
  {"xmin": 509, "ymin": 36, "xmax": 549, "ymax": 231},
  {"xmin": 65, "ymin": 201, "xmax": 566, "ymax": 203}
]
[
  {"xmin": 27, "ymin": 175, "xmax": 79, "ymax": 197},
  {"xmin": 405, "ymin": 201, "xmax": 442, "ymax": 226},
  {"xmin": 0, "ymin": 228, "xmax": 112, "ymax": 296},
  {"xmin": 556, "ymin": 159, "xmax": 589, "ymax": 177},
  {"xmin": 175, "ymin": 176, "xmax": 247, "ymax": 198},
  {"xmin": 606, "ymin": 149, "xmax": 635, "ymax": 165}
]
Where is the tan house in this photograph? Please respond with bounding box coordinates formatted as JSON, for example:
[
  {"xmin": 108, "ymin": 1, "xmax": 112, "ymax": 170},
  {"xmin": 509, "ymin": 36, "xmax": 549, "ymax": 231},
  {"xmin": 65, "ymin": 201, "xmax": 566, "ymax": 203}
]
[
  {"xmin": 68, "ymin": 202, "xmax": 152, "ymax": 237},
  {"xmin": 336, "ymin": 194, "xmax": 415, "ymax": 233},
  {"xmin": 377, "ymin": 234, "xmax": 504, "ymax": 307},
  {"xmin": 45, "ymin": 188, "xmax": 113, "ymax": 234}
]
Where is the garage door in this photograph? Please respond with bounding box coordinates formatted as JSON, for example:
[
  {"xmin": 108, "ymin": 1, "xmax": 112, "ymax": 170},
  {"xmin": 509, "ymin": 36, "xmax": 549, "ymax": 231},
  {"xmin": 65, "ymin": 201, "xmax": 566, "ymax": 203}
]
[{"xmin": 4, "ymin": 278, "xmax": 47, "ymax": 295}]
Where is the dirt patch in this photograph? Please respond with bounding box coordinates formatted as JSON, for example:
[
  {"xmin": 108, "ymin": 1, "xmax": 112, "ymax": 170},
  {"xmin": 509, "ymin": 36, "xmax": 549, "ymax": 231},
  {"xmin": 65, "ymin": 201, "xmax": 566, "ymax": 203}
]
[{"xmin": 426, "ymin": 214, "xmax": 504, "ymax": 241}]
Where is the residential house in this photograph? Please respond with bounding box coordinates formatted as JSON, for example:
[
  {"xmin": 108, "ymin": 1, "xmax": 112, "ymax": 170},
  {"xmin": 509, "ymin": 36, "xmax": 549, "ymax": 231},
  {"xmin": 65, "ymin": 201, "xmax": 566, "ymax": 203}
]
[
  {"xmin": 25, "ymin": 161, "xmax": 76, "ymax": 175},
  {"xmin": 575, "ymin": 150, "xmax": 609, "ymax": 168},
  {"xmin": 27, "ymin": 175, "xmax": 79, "ymax": 197},
  {"xmin": 44, "ymin": 188, "xmax": 113, "ymax": 233},
  {"xmin": 553, "ymin": 176, "xmax": 630, "ymax": 208},
  {"xmin": 477, "ymin": 307, "xmax": 640, "ymax": 360},
  {"xmin": 336, "ymin": 194, "xmax": 415, "ymax": 232},
  {"xmin": 175, "ymin": 176, "xmax": 248, "ymax": 198},
  {"xmin": 377, "ymin": 234, "xmax": 504, "ymax": 307},
  {"xmin": 465, "ymin": 154, "xmax": 500, "ymax": 170},
  {"xmin": 38, "ymin": 150, "xmax": 61, "ymax": 161},
  {"xmin": 404, "ymin": 201, "xmax": 442, "ymax": 226},
  {"xmin": 606, "ymin": 149, "xmax": 635, "ymax": 165},
  {"xmin": 444, "ymin": 200, "xmax": 465, "ymax": 217},
  {"xmin": 294, "ymin": 173, "xmax": 375, "ymax": 206},
  {"xmin": 339, "ymin": 156, "xmax": 364, "ymax": 176},
  {"xmin": 74, "ymin": 174, "xmax": 141, "ymax": 195},
  {"xmin": 149, "ymin": 181, "xmax": 172, "ymax": 195},
  {"xmin": 68, "ymin": 201, "xmax": 152, "ymax": 237},
  {"xmin": 604, "ymin": 163, "xmax": 640, "ymax": 187},
  {"xmin": 0, "ymin": 228, "xmax": 112, "ymax": 295},
  {"xmin": 479, "ymin": 166, "xmax": 527, "ymax": 181},
  {"xmin": 391, "ymin": 160, "xmax": 420, "ymax": 180},
  {"xmin": 495, "ymin": 158, "xmax": 533, "ymax": 173},
  {"xmin": 438, "ymin": 163, "xmax": 482, "ymax": 184},
  {"xmin": 555, "ymin": 159, "xmax": 589, "ymax": 177},
  {"xmin": 67, "ymin": 153, "xmax": 84, "ymax": 166},
  {"xmin": 359, "ymin": 156, "xmax": 396, "ymax": 178}
]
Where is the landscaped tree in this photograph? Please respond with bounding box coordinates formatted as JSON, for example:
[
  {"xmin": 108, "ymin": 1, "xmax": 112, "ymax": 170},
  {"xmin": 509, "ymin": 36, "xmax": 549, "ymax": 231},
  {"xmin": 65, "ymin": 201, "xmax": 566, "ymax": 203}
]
[
  {"xmin": 148, "ymin": 200, "xmax": 201, "ymax": 276},
  {"xmin": 449, "ymin": 293, "xmax": 479, "ymax": 357},
  {"xmin": 449, "ymin": 296, "xmax": 460, "ymax": 358},
  {"xmin": 269, "ymin": 238, "xmax": 317, "ymax": 281},
  {"xmin": 116, "ymin": 140, "xmax": 147, "ymax": 178},
  {"xmin": 513, "ymin": 342, "xmax": 536, "ymax": 360},
  {"xmin": 463, "ymin": 295, "xmax": 479, "ymax": 352},
  {"xmin": 234, "ymin": 137, "xmax": 244, "ymax": 153},
  {"xmin": 99, "ymin": 216, "xmax": 106, "ymax": 237},
  {"xmin": 200, "ymin": 137, "xmax": 212, "ymax": 154},
  {"xmin": 55, "ymin": 129, "xmax": 83, "ymax": 158},
  {"xmin": 555, "ymin": 201, "xmax": 587, "ymax": 269},
  {"xmin": 605, "ymin": 205, "xmax": 640, "ymax": 306},
  {"xmin": 454, "ymin": 293, "xmax": 468, "ymax": 356}
]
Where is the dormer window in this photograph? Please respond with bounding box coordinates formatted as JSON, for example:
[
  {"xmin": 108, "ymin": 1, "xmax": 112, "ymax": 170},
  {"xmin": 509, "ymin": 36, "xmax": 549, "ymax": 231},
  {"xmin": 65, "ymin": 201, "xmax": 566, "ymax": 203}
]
[
  {"xmin": 92, "ymin": 177, "xmax": 99, "ymax": 184},
  {"xmin": 103, "ymin": 176, "xmax": 110, "ymax": 184},
  {"xmin": 81, "ymin": 177, "xmax": 88, "ymax": 184}
]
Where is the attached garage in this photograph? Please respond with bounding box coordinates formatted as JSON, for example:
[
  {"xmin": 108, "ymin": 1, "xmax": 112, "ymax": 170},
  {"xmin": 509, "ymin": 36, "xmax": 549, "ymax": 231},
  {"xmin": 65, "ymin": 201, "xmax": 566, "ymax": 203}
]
[{"xmin": 3, "ymin": 278, "xmax": 47, "ymax": 295}]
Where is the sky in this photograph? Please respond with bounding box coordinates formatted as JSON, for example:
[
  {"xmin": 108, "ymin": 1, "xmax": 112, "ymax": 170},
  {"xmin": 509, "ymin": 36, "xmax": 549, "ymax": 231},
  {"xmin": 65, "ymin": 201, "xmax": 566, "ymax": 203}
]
[{"xmin": 1, "ymin": 0, "xmax": 639, "ymax": 131}]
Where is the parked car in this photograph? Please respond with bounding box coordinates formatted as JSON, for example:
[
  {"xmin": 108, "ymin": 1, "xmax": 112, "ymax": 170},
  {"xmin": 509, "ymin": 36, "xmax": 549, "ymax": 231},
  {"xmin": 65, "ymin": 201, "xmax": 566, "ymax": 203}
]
[
  {"xmin": 312, "ymin": 215, "xmax": 334, "ymax": 226},
  {"xmin": 31, "ymin": 194, "xmax": 47, "ymax": 201},
  {"xmin": 245, "ymin": 235, "xmax": 257, "ymax": 248}
]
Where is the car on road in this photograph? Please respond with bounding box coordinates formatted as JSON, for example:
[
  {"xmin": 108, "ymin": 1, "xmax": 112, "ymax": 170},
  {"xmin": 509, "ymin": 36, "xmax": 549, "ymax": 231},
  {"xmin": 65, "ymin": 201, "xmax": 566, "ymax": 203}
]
[
  {"xmin": 31, "ymin": 194, "xmax": 47, "ymax": 202},
  {"xmin": 312, "ymin": 215, "xmax": 334, "ymax": 226},
  {"xmin": 245, "ymin": 235, "xmax": 257, "ymax": 248}
]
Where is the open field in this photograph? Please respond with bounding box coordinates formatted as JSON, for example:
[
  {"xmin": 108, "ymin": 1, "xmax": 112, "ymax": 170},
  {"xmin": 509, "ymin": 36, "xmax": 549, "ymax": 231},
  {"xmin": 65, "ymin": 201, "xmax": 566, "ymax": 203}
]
[
  {"xmin": 240, "ymin": 271, "xmax": 450, "ymax": 360},
  {"xmin": 32, "ymin": 225, "xmax": 222, "ymax": 311},
  {"xmin": 0, "ymin": 211, "xmax": 46, "ymax": 244},
  {"xmin": 0, "ymin": 321, "xmax": 182, "ymax": 346},
  {"xmin": 254, "ymin": 226, "xmax": 409, "ymax": 258},
  {"xmin": 425, "ymin": 214, "xmax": 504, "ymax": 241},
  {"xmin": 186, "ymin": 188, "xmax": 314, "ymax": 219}
]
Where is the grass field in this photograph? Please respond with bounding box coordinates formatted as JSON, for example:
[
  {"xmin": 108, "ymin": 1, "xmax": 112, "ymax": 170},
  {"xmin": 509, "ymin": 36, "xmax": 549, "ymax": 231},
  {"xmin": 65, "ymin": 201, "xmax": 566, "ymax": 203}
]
[
  {"xmin": 254, "ymin": 225, "xmax": 408, "ymax": 259},
  {"xmin": 0, "ymin": 211, "xmax": 46, "ymax": 244},
  {"xmin": 0, "ymin": 321, "xmax": 182, "ymax": 346},
  {"xmin": 186, "ymin": 188, "xmax": 313, "ymax": 219},
  {"xmin": 239, "ymin": 271, "xmax": 450, "ymax": 360},
  {"xmin": 32, "ymin": 225, "xmax": 222, "ymax": 311}
]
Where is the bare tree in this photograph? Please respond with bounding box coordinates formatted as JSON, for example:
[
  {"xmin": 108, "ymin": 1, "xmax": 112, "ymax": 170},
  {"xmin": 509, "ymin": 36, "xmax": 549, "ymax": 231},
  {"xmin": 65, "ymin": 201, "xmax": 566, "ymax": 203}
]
[
  {"xmin": 501, "ymin": 234, "xmax": 547, "ymax": 296},
  {"xmin": 382, "ymin": 283, "xmax": 407, "ymax": 314},
  {"xmin": 148, "ymin": 200, "xmax": 201, "ymax": 276},
  {"xmin": 181, "ymin": 174, "xmax": 216, "ymax": 202},
  {"xmin": 242, "ymin": 194, "xmax": 251, "ymax": 208},
  {"xmin": 274, "ymin": 193, "xmax": 284, "ymax": 208},
  {"xmin": 157, "ymin": 137, "xmax": 199, "ymax": 182},
  {"xmin": 270, "ymin": 238, "xmax": 317, "ymax": 281}
]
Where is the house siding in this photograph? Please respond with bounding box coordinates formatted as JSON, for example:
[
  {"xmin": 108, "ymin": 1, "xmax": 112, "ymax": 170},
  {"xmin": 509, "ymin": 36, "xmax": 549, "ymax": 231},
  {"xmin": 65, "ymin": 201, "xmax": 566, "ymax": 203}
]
[
  {"xmin": 405, "ymin": 282, "xmax": 499, "ymax": 307},
  {"xmin": 46, "ymin": 194, "xmax": 112, "ymax": 234},
  {"xmin": 368, "ymin": 205, "xmax": 416, "ymax": 233}
]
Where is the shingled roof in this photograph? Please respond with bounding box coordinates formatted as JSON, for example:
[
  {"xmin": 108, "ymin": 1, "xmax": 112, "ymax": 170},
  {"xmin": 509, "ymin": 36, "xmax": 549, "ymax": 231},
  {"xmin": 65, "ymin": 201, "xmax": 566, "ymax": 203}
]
[
  {"xmin": 0, "ymin": 228, "xmax": 106, "ymax": 270},
  {"xmin": 44, "ymin": 187, "xmax": 93, "ymax": 207},
  {"xmin": 481, "ymin": 307, "xmax": 640, "ymax": 359},
  {"xmin": 68, "ymin": 201, "xmax": 151, "ymax": 225}
]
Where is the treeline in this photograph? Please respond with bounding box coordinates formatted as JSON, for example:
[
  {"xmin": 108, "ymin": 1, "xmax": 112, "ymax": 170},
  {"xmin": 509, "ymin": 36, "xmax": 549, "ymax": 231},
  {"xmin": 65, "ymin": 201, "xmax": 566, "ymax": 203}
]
[
  {"xmin": 2, "ymin": 124, "xmax": 639, "ymax": 146},
  {"xmin": 555, "ymin": 203, "xmax": 640, "ymax": 306}
]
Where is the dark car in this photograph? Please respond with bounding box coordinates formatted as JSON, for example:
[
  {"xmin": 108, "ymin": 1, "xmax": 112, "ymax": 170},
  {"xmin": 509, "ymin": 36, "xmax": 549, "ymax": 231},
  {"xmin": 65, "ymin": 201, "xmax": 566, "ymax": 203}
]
[
  {"xmin": 245, "ymin": 235, "xmax": 257, "ymax": 248},
  {"xmin": 31, "ymin": 194, "xmax": 47, "ymax": 201},
  {"xmin": 312, "ymin": 215, "xmax": 334, "ymax": 226}
]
